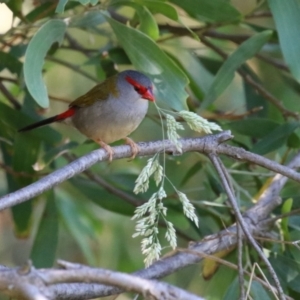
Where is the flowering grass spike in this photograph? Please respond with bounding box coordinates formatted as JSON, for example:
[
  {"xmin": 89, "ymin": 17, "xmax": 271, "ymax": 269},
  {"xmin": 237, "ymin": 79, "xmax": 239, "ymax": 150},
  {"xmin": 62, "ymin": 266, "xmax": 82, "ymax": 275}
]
[{"xmin": 133, "ymin": 108, "xmax": 219, "ymax": 266}]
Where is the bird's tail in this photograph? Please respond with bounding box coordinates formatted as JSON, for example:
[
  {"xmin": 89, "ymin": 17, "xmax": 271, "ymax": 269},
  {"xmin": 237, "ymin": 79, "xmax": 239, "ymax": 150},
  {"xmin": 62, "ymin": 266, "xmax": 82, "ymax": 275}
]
[{"xmin": 18, "ymin": 107, "xmax": 76, "ymax": 132}]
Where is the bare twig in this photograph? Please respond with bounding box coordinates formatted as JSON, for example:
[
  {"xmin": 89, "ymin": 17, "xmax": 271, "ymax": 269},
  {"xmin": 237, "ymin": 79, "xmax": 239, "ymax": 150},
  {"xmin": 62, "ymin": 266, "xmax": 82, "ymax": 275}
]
[
  {"xmin": 200, "ymin": 36, "xmax": 298, "ymax": 119},
  {"xmin": 208, "ymin": 154, "xmax": 285, "ymax": 300},
  {"xmin": 28, "ymin": 145, "xmax": 298, "ymax": 300},
  {"xmin": 46, "ymin": 56, "xmax": 99, "ymax": 83},
  {"xmin": 237, "ymin": 224, "xmax": 245, "ymax": 299},
  {"xmin": 0, "ymin": 261, "xmax": 204, "ymax": 300},
  {"xmin": 0, "ymin": 81, "xmax": 21, "ymax": 110},
  {"xmin": 178, "ymin": 249, "xmax": 292, "ymax": 300},
  {"xmin": 2, "ymin": 132, "xmax": 300, "ymax": 211}
]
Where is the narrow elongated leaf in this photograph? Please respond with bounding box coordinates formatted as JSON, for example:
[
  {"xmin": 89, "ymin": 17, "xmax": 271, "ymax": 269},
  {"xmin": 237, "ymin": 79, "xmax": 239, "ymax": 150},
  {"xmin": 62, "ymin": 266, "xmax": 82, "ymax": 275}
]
[
  {"xmin": 34, "ymin": 141, "xmax": 78, "ymax": 171},
  {"xmin": 0, "ymin": 102, "xmax": 61, "ymax": 144},
  {"xmin": 11, "ymin": 133, "xmax": 41, "ymax": 236},
  {"xmin": 269, "ymin": 0, "xmax": 300, "ymax": 82},
  {"xmin": 170, "ymin": 0, "xmax": 241, "ymax": 23},
  {"xmin": 111, "ymin": 1, "xmax": 159, "ymax": 39},
  {"xmin": 223, "ymin": 277, "xmax": 239, "ymax": 300},
  {"xmin": 31, "ymin": 191, "xmax": 58, "ymax": 268},
  {"xmin": 0, "ymin": 51, "xmax": 22, "ymax": 74},
  {"xmin": 135, "ymin": 5, "xmax": 159, "ymax": 40},
  {"xmin": 70, "ymin": 11, "xmax": 106, "ymax": 28},
  {"xmin": 105, "ymin": 14, "xmax": 188, "ymax": 111},
  {"xmin": 163, "ymin": 42, "xmax": 214, "ymax": 99},
  {"xmin": 251, "ymin": 122, "xmax": 299, "ymax": 155},
  {"xmin": 56, "ymin": 0, "xmax": 68, "ymax": 13},
  {"xmin": 56, "ymin": 190, "xmax": 102, "ymax": 265},
  {"xmin": 281, "ymin": 198, "xmax": 293, "ymax": 241},
  {"xmin": 25, "ymin": 2, "xmax": 56, "ymax": 22},
  {"xmin": 24, "ymin": 20, "xmax": 66, "ymax": 108},
  {"xmin": 250, "ymin": 282, "xmax": 272, "ymax": 300},
  {"xmin": 70, "ymin": 178, "xmax": 135, "ymax": 216},
  {"xmin": 202, "ymin": 31, "xmax": 272, "ymax": 108},
  {"xmin": 229, "ymin": 118, "xmax": 279, "ymax": 138},
  {"xmin": 140, "ymin": 0, "xmax": 178, "ymax": 20}
]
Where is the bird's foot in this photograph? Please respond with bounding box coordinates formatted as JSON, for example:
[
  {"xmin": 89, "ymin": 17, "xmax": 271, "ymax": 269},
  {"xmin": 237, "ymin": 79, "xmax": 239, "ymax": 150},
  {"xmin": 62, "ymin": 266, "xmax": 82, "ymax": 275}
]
[
  {"xmin": 124, "ymin": 137, "xmax": 139, "ymax": 160},
  {"xmin": 96, "ymin": 140, "xmax": 114, "ymax": 162}
]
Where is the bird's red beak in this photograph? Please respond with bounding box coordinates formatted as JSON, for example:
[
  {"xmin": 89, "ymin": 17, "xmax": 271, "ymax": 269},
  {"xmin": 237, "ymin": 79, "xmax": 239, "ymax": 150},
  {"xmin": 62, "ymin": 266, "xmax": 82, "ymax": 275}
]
[{"xmin": 142, "ymin": 89, "xmax": 155, "ymax": 102}]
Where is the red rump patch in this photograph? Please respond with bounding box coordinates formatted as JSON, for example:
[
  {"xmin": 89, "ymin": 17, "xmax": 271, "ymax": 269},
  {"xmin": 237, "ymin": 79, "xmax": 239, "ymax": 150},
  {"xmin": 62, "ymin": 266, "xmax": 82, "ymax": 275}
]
[{"xmin": 55, "ymin": 107, "xmax": 76, "ymax": 121}]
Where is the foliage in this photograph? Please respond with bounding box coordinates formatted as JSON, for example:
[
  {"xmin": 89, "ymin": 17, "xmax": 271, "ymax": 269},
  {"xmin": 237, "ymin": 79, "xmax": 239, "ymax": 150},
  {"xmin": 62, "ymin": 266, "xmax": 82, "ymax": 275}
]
[{"xmin": 1, "ymin": 0, "xmax": 300, "ymax": 299}]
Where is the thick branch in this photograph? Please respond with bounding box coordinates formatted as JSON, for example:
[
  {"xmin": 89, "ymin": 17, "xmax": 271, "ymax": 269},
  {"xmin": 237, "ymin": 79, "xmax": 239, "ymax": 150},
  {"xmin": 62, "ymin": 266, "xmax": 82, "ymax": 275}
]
[
  {"xmin": 0, "ymin": 138, "xmax": 298, "ymax": 299},
  {"xmin": 44, "ymin": 151, "xmax": 300, "ymax": 299},
  {"xmin": 1, "ymin": 132, "xmax": 300, "ymax": 211},
  {"xmin": 0, "ymin": 262, "xmax": 204, "ymax": 300}
]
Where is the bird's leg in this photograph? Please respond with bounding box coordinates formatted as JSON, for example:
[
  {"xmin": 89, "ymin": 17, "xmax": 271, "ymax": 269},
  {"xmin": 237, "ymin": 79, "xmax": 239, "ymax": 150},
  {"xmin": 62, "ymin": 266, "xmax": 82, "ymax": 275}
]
[
  {"xmin": 124, "ymin": 137, "xmax": 139, "ymax": 160},
  {"xmin": 95, "ymin": 139, "xmax": 114, "ymax": 162}
]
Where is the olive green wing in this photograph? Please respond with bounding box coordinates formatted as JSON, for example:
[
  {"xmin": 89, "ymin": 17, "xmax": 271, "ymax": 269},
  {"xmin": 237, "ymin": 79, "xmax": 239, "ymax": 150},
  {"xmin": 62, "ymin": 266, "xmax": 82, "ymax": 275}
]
[{"xmin": 69, "ymin": 75, "xmax": 119, "ymax": 108}]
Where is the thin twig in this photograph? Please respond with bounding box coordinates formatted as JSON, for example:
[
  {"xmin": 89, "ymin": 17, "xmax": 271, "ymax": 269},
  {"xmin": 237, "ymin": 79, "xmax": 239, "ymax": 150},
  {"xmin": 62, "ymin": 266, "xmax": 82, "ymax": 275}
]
[
  {"xmin": 177, "ymin": 248, "xmax": 292, "ymax": 300},
  {"xmin": 200, "ymin": 36, "xmax": 298, "ymax": 119},
  {"xmin": 39, "ymin": 142, "xmax": 300, "ymax": 299},
  {"xmin": 0, "ymin": 81, "xmax": 21, "ymax": 109},
  {"xmin": 63, "ymin": 152, "xmax": 142, "ymax": 206},
  {"xmin": 219, "ymin": 162, "xmax": 245, "ymax": 298},
  {"xmin": 208, "ymin": 154, "xmax": 285, "ymax": 300},
  {"xmin": 2, "ymin": 132, "xmax": 300, "ymax": 211},
  {"xmin": 237, "ymin": 223, "xmax": 245, "ymax": 300},
  {"xmin": 46, "ymin": 56, "xmax": 99, "ymax": 83}
]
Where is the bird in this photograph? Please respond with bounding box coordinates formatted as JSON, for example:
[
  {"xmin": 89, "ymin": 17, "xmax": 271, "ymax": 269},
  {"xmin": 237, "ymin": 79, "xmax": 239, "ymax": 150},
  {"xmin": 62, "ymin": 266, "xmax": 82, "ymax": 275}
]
[{"xmin": 19, "ymin": 70, "xmax": 155, "ymax": 161}]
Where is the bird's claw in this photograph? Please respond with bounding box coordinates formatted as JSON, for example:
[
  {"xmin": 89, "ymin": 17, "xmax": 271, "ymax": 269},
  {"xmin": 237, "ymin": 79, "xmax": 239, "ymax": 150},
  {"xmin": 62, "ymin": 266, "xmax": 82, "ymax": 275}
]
[
  {"xmin": 124, "ymin": 137, "xmax": 139, "ymax": 161},
  {"xmin": 96, "ymin": 140, "xmax": 115, "ymax": 162}
]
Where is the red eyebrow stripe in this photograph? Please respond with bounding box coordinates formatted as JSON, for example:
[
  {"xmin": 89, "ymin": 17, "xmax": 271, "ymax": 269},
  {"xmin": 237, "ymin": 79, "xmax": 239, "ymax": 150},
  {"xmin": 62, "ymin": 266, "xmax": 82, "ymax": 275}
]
[{"xmin": 125, "ymin": 76, "xmax": 138, "ymax": 86}]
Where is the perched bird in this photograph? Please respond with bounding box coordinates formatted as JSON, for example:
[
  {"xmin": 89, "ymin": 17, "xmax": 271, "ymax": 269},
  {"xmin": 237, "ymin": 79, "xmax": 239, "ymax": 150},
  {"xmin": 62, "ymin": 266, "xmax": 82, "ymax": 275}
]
[{"xmin": 19, "ymin": 70, "xmax": 155, "ymax": 160}]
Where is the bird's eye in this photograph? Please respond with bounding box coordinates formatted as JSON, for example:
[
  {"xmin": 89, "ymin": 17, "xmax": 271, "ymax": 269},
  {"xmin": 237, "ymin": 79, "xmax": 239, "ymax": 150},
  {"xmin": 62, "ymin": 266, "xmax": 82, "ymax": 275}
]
[{"xmin": 134, "ymin": 86, "xmax": 140, "ymax": 92}]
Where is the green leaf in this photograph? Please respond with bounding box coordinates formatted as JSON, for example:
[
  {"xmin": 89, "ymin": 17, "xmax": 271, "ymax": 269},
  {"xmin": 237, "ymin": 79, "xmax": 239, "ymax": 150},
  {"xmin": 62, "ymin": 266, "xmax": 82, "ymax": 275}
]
[
  {"xmin": 163, "ymin": 42, "xmax": 214, "ymax": 99},
  {"xmin": 56, "ymin": 0, "xmax": 68, "ymax": 13},
  {"xmin": 281, "ymin": 198, "xmax": 293, "ymax": 241},
  {"xmin": 35, "ymin": 141, "xmax": 79, "ymax": 171},
  {"xmin": 250, "ymin": 281, "xmax": 272, "ymax": 300},
  {"xmin": 136, "ymin": 5, "xmax": 159, "ymax": 40},
  {"xmin": 251, "ymin": 122, "xmax": 300, "ymax": 155},
  {"xmin": 202, "ymin": 30, "xmax": 272, "ymax": 109},
  {"xmin": 0, "ymin": 102, "xmax": 61, "ymax": 144},
  {"xmin": 170, "ymin": 0, "xmax": 241, "ymax": 23},
  {"xmin": 112, "ymin": 1, "xmax": 159, "ymax": 39},
  {"xmin": 70, "ymin": 177, "xmax": 135, "ymax": 216},
  {"xmin": 30, "ymin": 191, "xmax": 58, "ymax": 268},
  {"xmin": 10, "ymin": 132, "xmax": 41, "ymax": 237},
  {"xmin": 56, "ymin": 189, "xmax": 102, "ymax": 265},
  {"xmin": 139, "ymin": 0, "xmax": 178, "ymax": 20},
  {"xmin": 287, "ymin": 132, "xmax": 300, "ymax": 148},
  {"xmin": 24, "ymin": 20, "xmax": 66, "ymax": 108},
  {"xmin": 5, "ymin": 0, "xmax": 23, "ymax": 18},
  {"xmin": 70, "ymin": 11, "xmax": 106, "ymax": 28},
  {"xmin": 0, "ymin": 51, "xmax": 22, "ymax": 74},
  {"xmin": 223, "ymin": 277, "xmax": 239, "ymax": 300},
  {"xmin": 25, "ymin": 2, "xmax": 56, "ymax": 22},
  {"xmin": 229, "ymin": 118, "xmax": 279, "ymax": 138},
  {"xmin": 180, "ymin": 161, "xmax": 203, "ymax": 186},
  {"xmin": 0, "ymin": 142, "xmax": 33, "ymax": 238},
  {"xmin": 105, "ymin": 14, "xmax": 189, "ymax": 111},
  {"xmin": 268, "ymin": 0, "xmax": 300, "ymax": 82},
  {"xmin": 109, "ymin": 48, "xmax": 131, "ymax": 65}
]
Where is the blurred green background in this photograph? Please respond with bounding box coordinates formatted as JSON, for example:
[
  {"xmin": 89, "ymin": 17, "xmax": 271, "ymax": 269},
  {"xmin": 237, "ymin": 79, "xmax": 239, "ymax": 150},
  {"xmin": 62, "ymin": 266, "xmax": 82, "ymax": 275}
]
[{"xmin": 1, "ymin": 0, "xmax": 300, "ymax": 299}]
